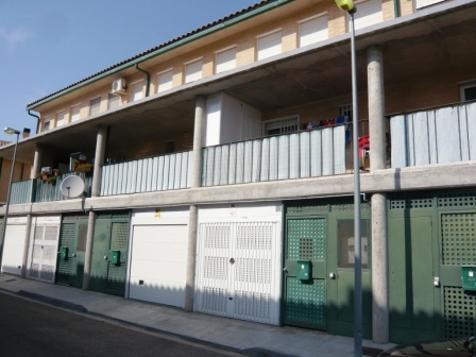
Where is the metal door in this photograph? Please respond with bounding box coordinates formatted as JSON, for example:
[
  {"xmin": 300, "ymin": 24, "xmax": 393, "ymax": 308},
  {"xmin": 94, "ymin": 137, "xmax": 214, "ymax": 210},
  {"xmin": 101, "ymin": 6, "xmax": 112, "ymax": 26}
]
[
  {"xmin": 56, "ymin": 215, "xmax": 88, "ymax": 288},
  {"xmin": 90, "ymin": 212, "xmax": 130, "ymax": 296},
  {"xmin": 28, "ymin": 218, "xmax": 60, "ymax": 282},
  {"xmin": 283, "ymin": 217, "xmax": 327, "ymax": 329}
]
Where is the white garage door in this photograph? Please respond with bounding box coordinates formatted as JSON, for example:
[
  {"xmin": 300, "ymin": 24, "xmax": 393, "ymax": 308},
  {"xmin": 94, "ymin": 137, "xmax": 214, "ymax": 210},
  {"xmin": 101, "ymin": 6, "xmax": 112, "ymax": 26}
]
[
  {"xmin": 129, "ymin": 224, "xmax": 188, "ymax": 308},
  {"xmin": 27, "ymin": 216, "xmax": 61, "ymax": 283},
  {"xmin": 194, "ymin": 204, "xmax": 282, "ymax": 325},
  {"xmin": 1, "ymin": 221, "xmax": 27, "ymax": 276}
]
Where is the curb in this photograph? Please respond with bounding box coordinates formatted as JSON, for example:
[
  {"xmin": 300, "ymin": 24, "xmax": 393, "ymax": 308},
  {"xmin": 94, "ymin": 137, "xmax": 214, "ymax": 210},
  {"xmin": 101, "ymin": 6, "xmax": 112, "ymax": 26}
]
[{"xmin": 18, "ymin": 290, "xmax": 89, "ymax": 313}]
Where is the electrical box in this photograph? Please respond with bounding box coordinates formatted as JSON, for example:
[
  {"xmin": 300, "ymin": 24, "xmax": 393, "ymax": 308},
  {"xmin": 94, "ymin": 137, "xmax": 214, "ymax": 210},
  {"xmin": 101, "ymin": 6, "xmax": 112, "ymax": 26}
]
[
  {"xmin": 461, "ymin": 266, "xmax": 476, "ymax": 292},
  {"xmin": 111, "ymin": 250, "xmax": 121, "ymax": 266},
  {"xmin": 297, "ymin": 261, "xmax": 312, "ymax": 281},
  {"xmin": 60, "ymin": 246, "xmax": 69, "ymax": 261}
]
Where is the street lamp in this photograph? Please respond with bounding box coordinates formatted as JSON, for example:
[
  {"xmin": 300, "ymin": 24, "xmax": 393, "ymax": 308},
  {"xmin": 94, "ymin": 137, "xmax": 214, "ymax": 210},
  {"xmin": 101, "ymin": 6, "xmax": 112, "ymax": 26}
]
[
  {"xmin": 0, "ymin": 127, "xmax": 21, "ymax": 270},
  {"xmin": 334, "ymin": 1, "xmax": 363, "ymax": 357}
]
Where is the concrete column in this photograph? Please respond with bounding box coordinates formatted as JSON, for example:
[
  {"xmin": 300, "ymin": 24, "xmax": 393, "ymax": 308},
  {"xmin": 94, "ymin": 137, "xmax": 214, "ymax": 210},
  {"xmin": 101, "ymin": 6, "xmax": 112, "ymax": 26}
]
[
  {"xmin": 184, "ymin": 205, "xmax": 198, "ymax": 311},
  {"xmin": 20, "ymin": 215, "xmax": 33, "ymax": 278},
  {"xmin": 367, "ymin": 46, "xmax": 386, "ymax": 171},
  {"xmin": 82, "ymin": 210, "xmax": 95, "ymax": 290},
  {"xmin": 82, "ymin": 126, "xmax": 107, "ymax": 290},
  {"xmin": 191, "ymin": 96, "xmax": 206, "ymax": 188},
  {"xmin": 30, "ymin": 145, "xmax": 43, "ymax": 179},
  {"xmin": 367, "ymin": 46, "xmax": 389, "ymax": 343},
  {"xmin": 91, "ymin": 126, "xmax": 108, "ymax": 197}
]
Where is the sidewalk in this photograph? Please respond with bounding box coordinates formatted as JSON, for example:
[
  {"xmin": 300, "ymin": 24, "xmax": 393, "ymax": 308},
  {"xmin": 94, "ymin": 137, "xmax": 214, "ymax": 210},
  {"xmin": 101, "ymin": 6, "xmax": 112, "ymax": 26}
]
[{"xmin": 0, "ymin": 274, "xmax": 393, "ymax": 357}]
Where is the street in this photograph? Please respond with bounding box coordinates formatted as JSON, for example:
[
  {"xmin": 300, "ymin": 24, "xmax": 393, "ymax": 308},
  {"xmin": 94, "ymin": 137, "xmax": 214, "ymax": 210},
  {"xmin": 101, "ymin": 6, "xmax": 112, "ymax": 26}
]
[{"xmin": 0, "ymin": 292, "xmax": 241, "ymax": 357}]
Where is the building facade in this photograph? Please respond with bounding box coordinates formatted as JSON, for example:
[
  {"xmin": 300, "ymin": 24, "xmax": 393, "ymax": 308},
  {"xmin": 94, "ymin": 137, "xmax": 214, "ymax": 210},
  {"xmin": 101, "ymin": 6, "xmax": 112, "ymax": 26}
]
[{"xmin": 0, "ymin": 0, "xmax": 476, "ymax": 345}]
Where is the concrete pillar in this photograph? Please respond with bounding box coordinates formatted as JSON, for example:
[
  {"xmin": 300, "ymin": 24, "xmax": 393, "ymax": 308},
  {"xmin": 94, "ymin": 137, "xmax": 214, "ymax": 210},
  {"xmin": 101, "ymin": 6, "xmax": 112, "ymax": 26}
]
[
  {"xmin": 184, "ymin": 204, "xmax": 198, "ymax": 311},
  {"xmin": 82, "ymin": 126, "xmax": 107, "ymax": 290},
  {"xmin": 184, "ymin": 97, "xmax": 206, "ymax": 310},
  {"xmin": 367, "ymin": 46, "xmax": 386, "ymax": 171},
  {"xmin": 30, "ymin": 145, "xmax": 43, "ymax": 179},
  {"xmin": 91, "ymin": 126, "xmax": 108, "ymax": 197},
  {"xmin": 21, "ymin": 215, "xmax": 33, "ymax": 278},
  {"xmin": 191, "ymin": 96, "xmax": 206, "ymax": 188},
  {"xmin": 367, "ymin": 46, "xmax": 389, "ymax": 343}
]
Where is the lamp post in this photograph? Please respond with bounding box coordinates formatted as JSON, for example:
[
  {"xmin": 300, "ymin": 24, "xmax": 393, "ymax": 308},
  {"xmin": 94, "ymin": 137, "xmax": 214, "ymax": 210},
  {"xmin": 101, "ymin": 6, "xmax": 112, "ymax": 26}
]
[
  {"xmin": 334, "ymin": 1, "xmax": 362, "ymax": 356},
  {"xmin": 0, "ymin": 127, "xmax": 21, "ymax": 270}
]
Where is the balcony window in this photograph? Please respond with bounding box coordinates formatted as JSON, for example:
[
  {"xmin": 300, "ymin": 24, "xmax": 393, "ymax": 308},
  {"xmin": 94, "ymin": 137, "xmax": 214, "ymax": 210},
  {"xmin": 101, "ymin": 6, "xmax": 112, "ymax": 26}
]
[
  {"xmin": 257, "ymin": 29, "xmax": 282, "ymax": 61},
  {"xmin": 71, "ymin": 104, "xmax": 82, "ymax": 122},
  {"xmin": 263, "ymin": 116, "xmax": 299, "ymax": 136},
  {"xmin": 56, "ymin": 111, "xmax": 67, "ymax": 127},
  {"xmin": 108, "ymin": 93, "xmax": 121, "ymax": 110},
  {"xmin": 157, "ymin": 68, "xmax": 174, "ymax": 93},
  {"xmin": 215, "ymin": 46, "xmax": 237, "ymax": 74},
  {"xmin": 352, "ymin": 0, "xmax": 383, "ymax": 31},
  {"xmin": 129, "ymin": 81, "xmax": 145, "ymax": 102},
  {"xmin": 298, "ymin": 14, "xmax": 328, "ymax": 48},
  {"xmin": 460, "ymin": 82, "xmax": 476, "ymax": 102},
  {"xmin": 184, "ymin": 58, "xmax": 203, "ymax": 84},
  {"xmin": 89, "ymin": 97, "xmax": 102, "ymax": 116},
  {"xmin": 43, "ymin": 116, "xmax": 51, "ymax": 131}
]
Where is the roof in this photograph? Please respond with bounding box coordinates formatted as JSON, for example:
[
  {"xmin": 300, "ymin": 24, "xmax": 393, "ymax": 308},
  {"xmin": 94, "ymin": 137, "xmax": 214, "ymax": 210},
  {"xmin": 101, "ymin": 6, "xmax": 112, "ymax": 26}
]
[{"xmin": 27, "ymin": 0, "xmax": 292, "ymax": 110}]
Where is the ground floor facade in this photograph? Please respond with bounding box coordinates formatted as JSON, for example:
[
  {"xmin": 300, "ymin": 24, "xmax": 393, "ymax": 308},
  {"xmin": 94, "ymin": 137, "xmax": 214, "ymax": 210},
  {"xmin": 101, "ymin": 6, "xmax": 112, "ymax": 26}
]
[{"xmin": 1, "ymin": 187, "xmax": 475, "ymax": 345}]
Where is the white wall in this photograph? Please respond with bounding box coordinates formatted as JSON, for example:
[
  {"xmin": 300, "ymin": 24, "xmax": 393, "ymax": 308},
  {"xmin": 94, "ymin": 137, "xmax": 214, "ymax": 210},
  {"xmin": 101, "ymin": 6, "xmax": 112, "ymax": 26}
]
[{"xmin": 205, "ymin": 92, "xmax": 262, "ymax": 147}]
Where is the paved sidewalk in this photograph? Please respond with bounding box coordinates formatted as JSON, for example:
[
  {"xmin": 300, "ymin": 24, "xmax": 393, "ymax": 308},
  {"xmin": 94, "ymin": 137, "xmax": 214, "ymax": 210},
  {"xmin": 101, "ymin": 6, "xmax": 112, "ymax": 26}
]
[{"xmin": 0, "ymin": 274, "xmax": 393, "ymax": 357}]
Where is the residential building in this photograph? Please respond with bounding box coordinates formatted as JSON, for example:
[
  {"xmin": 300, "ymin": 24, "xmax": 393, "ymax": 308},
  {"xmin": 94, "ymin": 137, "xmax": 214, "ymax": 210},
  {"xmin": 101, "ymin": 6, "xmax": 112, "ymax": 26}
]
[{"xmin": 1, "ymin": 0, "xmax": 476, "ymax": 346}]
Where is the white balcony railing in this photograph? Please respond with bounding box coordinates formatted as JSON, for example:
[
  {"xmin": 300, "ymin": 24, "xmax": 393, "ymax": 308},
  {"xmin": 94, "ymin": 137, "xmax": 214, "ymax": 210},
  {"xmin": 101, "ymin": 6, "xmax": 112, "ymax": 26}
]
[{"xmin": 391, "ymin": 101, "xmax": 476, "ymax": 168}]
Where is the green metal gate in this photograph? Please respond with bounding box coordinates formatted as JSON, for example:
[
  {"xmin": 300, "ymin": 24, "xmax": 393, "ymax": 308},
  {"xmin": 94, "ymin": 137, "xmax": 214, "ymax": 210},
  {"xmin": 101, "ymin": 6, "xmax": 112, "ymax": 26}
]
[
  {"xmin": 284, "ymin": 200, "xmax": 372, "ymax": 337},
  {"xmin": 89, "ymin": 212, "xmax": 130, "ymax": 296},
  {"xmin": 389, "ymin": 191, "xmax": 476, "ymax": 344},
  {"xmin": 56, "ymin": 215, "xmax": 88, "ymax": 288}
]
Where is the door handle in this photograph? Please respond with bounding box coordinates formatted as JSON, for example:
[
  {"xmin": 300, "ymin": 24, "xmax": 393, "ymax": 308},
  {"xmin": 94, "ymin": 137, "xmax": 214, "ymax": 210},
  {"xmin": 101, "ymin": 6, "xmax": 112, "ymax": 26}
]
[
  {"xmin": 283, "ymin": 266, "xmax": 288, "ymax": 273},
  {"xmin": 71, "ymin": 253, "xmax": 77, "ymax": 258},
  {"xmin": 433, "ymin": 276, "xmax": 440, "ymax": 287},
  {"xmin": 329, "ymin": 272, "xmax": 337, "ymax": 280},
  {"xmin": 229, "ymin": 258, "xmax": 235, "ymax": 264},
  {"xmin": 104, "ymin": 255, "xmax": 109, "ymax": 261}
]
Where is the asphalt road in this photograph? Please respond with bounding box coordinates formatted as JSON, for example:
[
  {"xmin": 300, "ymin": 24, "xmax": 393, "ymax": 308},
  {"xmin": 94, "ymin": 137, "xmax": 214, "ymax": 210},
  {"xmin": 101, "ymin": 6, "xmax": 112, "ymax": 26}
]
[{"xmin": 0, "ymin": 292, "xmax": 241, "ymax": 357}]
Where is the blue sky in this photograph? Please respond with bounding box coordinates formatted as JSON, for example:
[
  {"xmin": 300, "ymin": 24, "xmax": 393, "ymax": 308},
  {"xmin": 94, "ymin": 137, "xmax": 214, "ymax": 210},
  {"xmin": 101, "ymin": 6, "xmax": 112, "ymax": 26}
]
[{"xmin": 0, "ymin": 0, "xmax": 256, "ymax": 141}]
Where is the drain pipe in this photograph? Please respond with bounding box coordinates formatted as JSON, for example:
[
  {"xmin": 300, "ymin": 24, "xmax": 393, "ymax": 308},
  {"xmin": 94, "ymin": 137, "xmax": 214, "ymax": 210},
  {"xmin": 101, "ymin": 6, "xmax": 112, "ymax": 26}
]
[
  {"xmin": 393, "ymin": 0, "xmax": 401, "ymax": 17},
  {"xmin": 136, "ymin": 63, "xmax": 151, "ymax": 97},
  {"xmin": 27, "ymin": 109, "xmax": 41, "ymax": 134}
]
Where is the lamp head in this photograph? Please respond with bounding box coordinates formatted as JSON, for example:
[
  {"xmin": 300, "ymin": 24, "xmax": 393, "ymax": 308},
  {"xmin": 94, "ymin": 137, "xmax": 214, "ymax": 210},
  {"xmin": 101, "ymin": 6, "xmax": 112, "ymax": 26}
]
[
  {"xmin": 335, "ymin": 0, "xmax": 355, "ymax": 12},
  {"xmin": 4, "ymin": 127, "xmax": 20, "ymax": 135}
]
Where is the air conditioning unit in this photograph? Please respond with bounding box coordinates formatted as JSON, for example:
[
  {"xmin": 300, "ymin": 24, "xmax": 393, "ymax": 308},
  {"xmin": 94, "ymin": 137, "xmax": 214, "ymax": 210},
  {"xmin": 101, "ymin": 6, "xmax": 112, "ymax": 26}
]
[{"xmin": 111, "ymin": 78, "xmax": 127, "ymax": 95}]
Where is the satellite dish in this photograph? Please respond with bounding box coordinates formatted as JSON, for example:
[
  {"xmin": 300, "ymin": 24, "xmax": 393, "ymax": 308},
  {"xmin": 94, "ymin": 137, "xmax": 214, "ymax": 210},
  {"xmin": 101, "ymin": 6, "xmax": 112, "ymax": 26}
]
[{"xmin": 60, "ymin": 175, "xmax": 85, "ymax": 199}]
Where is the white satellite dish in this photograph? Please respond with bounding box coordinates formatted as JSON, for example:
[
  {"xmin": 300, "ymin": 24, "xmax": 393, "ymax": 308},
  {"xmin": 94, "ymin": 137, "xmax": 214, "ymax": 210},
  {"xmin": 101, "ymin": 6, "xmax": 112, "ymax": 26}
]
[{"xmin": 60, "ymin": 175, "xmax": 85, "ymax": 199}]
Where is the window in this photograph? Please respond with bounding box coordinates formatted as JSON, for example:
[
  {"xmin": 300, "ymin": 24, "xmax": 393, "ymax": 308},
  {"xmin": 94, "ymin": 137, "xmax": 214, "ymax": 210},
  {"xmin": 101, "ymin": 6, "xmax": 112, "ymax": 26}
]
[
  {"xmin": 43, "ymin": 116, "xmax": 51, "ymax": 131},
  {"xmin": 157, "ymin": 69, "xmax": 173, "ymax": 93},
  {"xmin": 460, "ymin": 82, "xmax": 476, "ymax": 102},
  {"xmin": 337, "ymin": 219, "xmax": 370, "ymax": 268},
  {"xmin": 257, "ymin": 30, "xmax": 282, "ymax": 61},
  {"xmin": 129, "ymin": 81, "xmax": 145, "ymax": 102},
  {"xmin": 415, "ymin": 0, "xmax": 445, "ymax": 9},
  {"xmin": 184, "ymin": 58, "xmax": 203, "ymax": 84},
  {"xmin": 215, "ymin": 46, "xmax": 237, "ymax": 74},
  {"xmin": 298, "ymin": 14, "xmax": 328, "ymax": 47},
  {"xmin": 56, "ymin": 111, "xmax": 67, "ymax": 127},
  {"xmin": 89, "ymin": 97, "xmax": 102, "ymax": 116},
  {"xmin": 338, "ymin": 103, "xmax": 352, "ymax": 122},
  {"xmin": 263, "ymin": 116, "xmax": 299, "ymax": 136},
  {"xmin": 352, "ymin": 0, "xmax": 383, "ymax": 31},
  {"xmin": 70, "ymin": 104, "xmax": 82, "ymax": 122},
  {"xmin": 108, "ymin": 93, "xmax": 121, "ymax": 110}
]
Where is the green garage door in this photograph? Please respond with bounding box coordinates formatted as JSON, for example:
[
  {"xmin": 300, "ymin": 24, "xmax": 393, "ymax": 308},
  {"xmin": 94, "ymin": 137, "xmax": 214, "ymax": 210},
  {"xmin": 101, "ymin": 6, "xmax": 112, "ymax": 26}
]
[
  {"xmin": 56, "ymin": 215, "xmax": 88, "ymax": 288},
  {"xmin": 284, "ymin": 200, "xmax": 372, "ymax": 337},
  {"xmin": 90, "ymin": 212, "xmax": 130, "ymax": 296},
  {"xmin": 389, "ymin": 191, "xmax": 476, "ymax": 344}
]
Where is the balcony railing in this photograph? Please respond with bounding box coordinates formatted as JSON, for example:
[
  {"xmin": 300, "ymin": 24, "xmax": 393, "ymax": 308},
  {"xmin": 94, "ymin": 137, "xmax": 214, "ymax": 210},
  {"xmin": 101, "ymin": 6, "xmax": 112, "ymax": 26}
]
[
  {"xmin": 34, "ymin": 172, "xmax": 92, "ymax": 203},
  {"xmin": 100, "ymin": 151, "xmax": 192, "ymax": 196},
  {"xmin": 391, "ymin": 101, "xmax": 476, "ymax": 168},
  {"xmin": 10, "ymin": 179, "xmax": 34, "ymax": 205},
  {"xmin": 202, "ymin": 125, "xmax": 346, "ymax": 187}
]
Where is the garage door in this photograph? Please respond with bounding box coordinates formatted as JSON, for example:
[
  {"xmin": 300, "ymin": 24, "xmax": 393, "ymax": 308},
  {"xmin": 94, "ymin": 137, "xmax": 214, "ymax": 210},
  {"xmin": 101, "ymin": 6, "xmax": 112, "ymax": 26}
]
[
  {"xmin": 1, "ymin": 218, "xmax": 28, "ymax": 276},
  {"xmin": 129, "ymin": 224, "xmax": 188, "ymax": 308},
  {"xmin": 194, "ymin": 204, "xmax": 282, "ymax": 325},
  {"xmin": 27, "ymin": 216, "xmax": 61, "ymax": 283}
]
